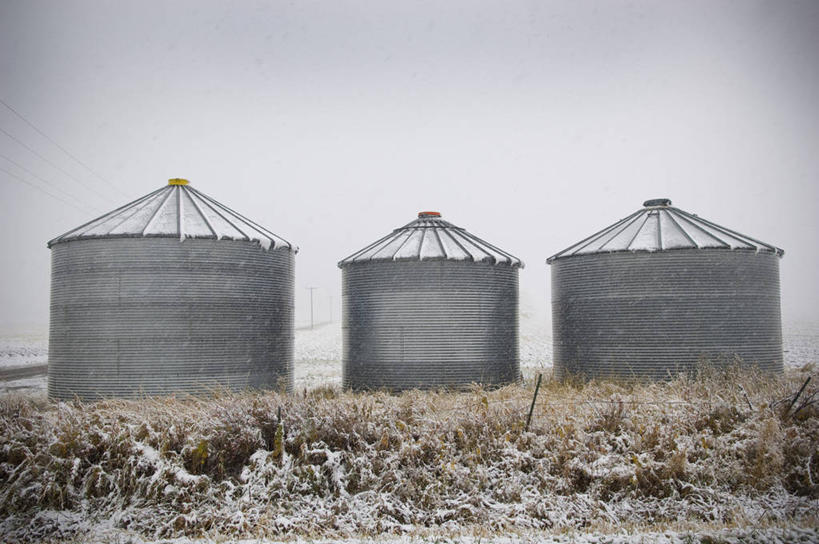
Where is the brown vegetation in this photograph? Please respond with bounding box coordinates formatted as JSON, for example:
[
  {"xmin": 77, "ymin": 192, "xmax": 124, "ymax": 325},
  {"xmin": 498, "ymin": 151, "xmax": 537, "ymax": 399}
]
[{"xmin": 0, "ymin": 366, "xmax": 817, "ymax": 542}]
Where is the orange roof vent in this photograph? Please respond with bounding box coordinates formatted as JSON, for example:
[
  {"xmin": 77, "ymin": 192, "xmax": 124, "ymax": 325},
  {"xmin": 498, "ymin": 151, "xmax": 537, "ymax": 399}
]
[{"xmin": 418, "ymin": 211, "xmax": 441, "ymax": 218}]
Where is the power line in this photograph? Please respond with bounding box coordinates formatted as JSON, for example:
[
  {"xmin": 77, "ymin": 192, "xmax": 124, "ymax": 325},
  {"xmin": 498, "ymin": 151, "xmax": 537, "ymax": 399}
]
[
  {"xmin": 0, "ymin": 97, "xmax": 128, "ymax": 199},
  {"xmin": 0, "ymin": 166, "xmax": 92, "ymax": 214},
  {"xmin": 0, "ymin": 125, "xmax": 113, "ymax": 206},
  {"xmin": 0, "ymin": 153, "xmax": 98, "ymax": 213}
]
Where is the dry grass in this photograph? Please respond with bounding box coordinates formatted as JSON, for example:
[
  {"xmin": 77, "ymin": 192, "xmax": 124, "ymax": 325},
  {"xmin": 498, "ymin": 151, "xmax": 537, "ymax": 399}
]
[{"xmin": 0, "ymin": 365, "xmax": 817, "ymax": 542}]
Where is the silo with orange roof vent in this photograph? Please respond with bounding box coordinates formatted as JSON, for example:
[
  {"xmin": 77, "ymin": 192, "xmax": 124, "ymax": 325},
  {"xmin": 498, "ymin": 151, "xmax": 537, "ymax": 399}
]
[{"xmin": 339, "ymin": 211, "xmax": 523, "ymax": 391}]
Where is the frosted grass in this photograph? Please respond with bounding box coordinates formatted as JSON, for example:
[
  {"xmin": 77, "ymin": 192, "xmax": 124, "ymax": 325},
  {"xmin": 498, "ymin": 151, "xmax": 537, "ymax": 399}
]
[{"xmin": 0, "ymin": 367, "xmax": 816, "ymax": 542}]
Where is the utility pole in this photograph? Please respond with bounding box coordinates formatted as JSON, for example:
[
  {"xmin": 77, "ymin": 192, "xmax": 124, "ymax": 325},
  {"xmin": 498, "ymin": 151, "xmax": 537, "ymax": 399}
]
[{"xmin": 306, "ymin": 287, "xmax": 317, "ymax": 329}]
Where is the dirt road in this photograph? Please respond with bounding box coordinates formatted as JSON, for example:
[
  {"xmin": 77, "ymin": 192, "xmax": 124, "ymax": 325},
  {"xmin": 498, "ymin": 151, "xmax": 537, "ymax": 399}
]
[{"xmin": 0, "ymin": 364, "xmax": 47, "ymax": 381}]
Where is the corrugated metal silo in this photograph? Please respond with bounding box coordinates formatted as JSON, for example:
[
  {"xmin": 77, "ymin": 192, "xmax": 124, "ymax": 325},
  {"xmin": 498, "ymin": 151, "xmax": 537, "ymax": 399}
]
[
  {"xmin": 47, "ymin": 179, "xmax": 296, "ymax": 400},
  {"xmin": 547, "ymin": 198, "xmax": 784, "ymax": 380},
  {"xmin": 339, "ymin": 211, "xmax": 523, "ymax": 391}
]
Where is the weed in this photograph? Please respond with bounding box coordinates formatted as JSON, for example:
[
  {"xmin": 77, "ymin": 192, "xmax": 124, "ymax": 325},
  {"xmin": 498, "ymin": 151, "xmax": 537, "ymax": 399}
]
[{"xmin": 0, "ymin": 368, "xmax": 816, "ymax": 541}]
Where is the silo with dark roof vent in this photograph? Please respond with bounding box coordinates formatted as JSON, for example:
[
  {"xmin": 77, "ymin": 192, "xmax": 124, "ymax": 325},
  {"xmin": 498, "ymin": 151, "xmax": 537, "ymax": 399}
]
[
  {"xmin": 339, "ymin": 211, "xmax": 523, "ymax": 391},
  {"xmin": 47, "ymin": 179, "xmax": 297, "ymax": 400},
  {"xmin": 547, "ymin": 198, "xmax": 784, "ymax": 380}
]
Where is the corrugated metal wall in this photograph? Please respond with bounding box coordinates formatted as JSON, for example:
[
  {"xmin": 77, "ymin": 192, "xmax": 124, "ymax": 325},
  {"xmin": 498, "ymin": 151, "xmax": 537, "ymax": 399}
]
[
  {"xmin": 551, "ymin": 249, "xmax": 783, "ymax": 380},
  {"xmin": 343, "ymin": 260, "xmax": 520, "ymax": 391},
  {"xmin": 48, "ymin": 238, "xmax": 294, "ymax": 400}
]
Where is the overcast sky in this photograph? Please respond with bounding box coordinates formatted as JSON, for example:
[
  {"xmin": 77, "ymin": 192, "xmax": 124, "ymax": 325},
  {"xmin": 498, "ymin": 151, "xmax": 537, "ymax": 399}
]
[{"xmin": 1, "ymin": 0, "xmax": 817, "ymax": 328}]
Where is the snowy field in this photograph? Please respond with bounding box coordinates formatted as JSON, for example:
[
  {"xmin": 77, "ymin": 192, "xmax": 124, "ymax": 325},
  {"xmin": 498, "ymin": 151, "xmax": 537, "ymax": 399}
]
[
  {"xmin": 0, "ymin": 325, "xmax": 48, "ymax": 370},
  {"xmin": 783, "ymin": 320, "xmax": 819, "ymax": 371},
  {"xmin": 294, "ymin": 322, "xmax": 343, "ymax": 390},
  {"xmin": 1, "ymin": 317, "xmax": 816, "ymax": 396}
]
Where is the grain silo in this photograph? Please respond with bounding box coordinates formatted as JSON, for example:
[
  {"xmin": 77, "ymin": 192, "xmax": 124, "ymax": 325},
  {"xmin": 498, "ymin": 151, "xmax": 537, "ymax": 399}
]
[
  {"xmin": 47, "ymin": 179, "xmax": 296, "ymax": 400},
  {"xmin": 339, "ymin": 211, "xmax": 523, "ymax": 391},
  {"xmin": 547, "ymin": 198, "xmax": 784, "ymax": 380}
]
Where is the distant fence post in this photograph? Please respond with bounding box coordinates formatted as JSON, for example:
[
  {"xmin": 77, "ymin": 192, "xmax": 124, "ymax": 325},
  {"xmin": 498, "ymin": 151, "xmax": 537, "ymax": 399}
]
[{"xmin": 525, "ymin": 373, "xmax": 543, "ymax": 432}]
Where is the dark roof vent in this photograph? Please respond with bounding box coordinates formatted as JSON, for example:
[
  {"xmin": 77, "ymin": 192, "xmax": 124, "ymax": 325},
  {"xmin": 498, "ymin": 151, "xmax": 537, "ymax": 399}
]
[{"xmin": 643, "ymin": 198, "xmax": 672, "ymax": 207}]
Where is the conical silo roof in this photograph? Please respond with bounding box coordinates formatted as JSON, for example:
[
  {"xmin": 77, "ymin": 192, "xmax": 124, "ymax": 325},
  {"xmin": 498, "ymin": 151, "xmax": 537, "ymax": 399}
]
[
  {"xmin": 47, "ymin": 179, "xmax": 296, "ymax": 251},
  {"xmin": 547, "ymin": 198, "xmax": 783, "ymax": 263},
  {"xmin": 339, "ymin": 211, "xmax": 524, "ymax": 268}
]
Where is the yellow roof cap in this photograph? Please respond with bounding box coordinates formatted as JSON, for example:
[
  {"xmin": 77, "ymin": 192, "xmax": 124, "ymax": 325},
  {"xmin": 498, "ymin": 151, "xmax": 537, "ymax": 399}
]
[{"xmin": 168, "ymin": 178, "xmax": 189, "ymax": 186}]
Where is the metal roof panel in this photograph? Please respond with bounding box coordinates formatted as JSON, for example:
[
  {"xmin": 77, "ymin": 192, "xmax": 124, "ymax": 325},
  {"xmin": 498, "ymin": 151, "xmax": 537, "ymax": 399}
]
[
  {"xmin": 48, "ymin": 180, "xmax": 296, "ymax": 251},
  {"xmin": 339, "ymin": 212, "xmax": 523, "ymax": 268},
  {"xmin": 547, "ymin": 199, "xmax": 783, "ymax": 263}
]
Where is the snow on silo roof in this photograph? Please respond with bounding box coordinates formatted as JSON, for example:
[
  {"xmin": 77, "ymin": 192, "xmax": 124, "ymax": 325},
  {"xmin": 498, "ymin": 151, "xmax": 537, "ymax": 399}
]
[
  {"xmin": 48, "ymin": 179, "xmax": 296, "ymax": 251},
  {"xmin": 339, "ymin": 211, "xmax": 523, "ymax": 268},
  {"xmin": 547, "ymin": 198, "xmax": 783, "ymax": 263}
]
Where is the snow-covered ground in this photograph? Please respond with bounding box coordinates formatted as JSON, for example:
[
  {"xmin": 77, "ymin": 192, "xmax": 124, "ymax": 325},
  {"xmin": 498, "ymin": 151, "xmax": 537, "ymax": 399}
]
[
  {"xmin": 0, "ymin": 375, "xmax": 46, "ymax": 395},
  {"xmin": 1, "ymin": 317, "xmax": 817, "ymax": 397},
  {"xmin": 783, "ymin": 319, "xmax": 819, "ymax": 370},
  {"xmin": 520, "ymin": 315, "xmax": 552, "ymax": 378},
  {"xmin": 294, "ymin": 322, "xmax": 343, "ymax": 390},
  {"xmin": 293, "ymin": 314, "xmax": 556, "ymax": 390},
  {"xmin": 0, "ymin": 326, "xmax": 48, "ymax": 370},
  {"xmin": 0, "ymin": 326, "xmax": 49, "ymax": 396}
]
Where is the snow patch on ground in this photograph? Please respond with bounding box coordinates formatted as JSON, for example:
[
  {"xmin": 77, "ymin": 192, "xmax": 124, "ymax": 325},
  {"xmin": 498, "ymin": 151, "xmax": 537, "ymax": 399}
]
[
  {"xmin": 783, "ymin": 319, "xmax": 819, "ymax": 368},
  {"xmin": 520, "ymin": 315, "xmax": 552, "ymax": 379},
  {"xmin": 294, "ymin": 322, "xmax": 343, "ymax": 390},
  {"xmin": 0, "ymin": 375, "xmax": 47, "ymax": 395},
  {"xmin": 0, "ymin": 329, "xmax": 48, "ymax": 370}
]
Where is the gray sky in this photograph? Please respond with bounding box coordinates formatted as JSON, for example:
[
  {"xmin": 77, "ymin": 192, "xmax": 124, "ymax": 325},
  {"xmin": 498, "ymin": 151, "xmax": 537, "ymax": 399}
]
[{"xmin": 1, "ymin": 0, "xmax": 818, "ymax": 327}]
